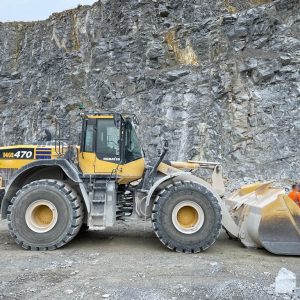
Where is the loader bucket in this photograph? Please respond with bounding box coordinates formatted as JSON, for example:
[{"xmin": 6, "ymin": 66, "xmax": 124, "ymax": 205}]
[
  {"xmin": 259, "ymin": 194, "xmax": 300, "ymax": 255},
  {"xmin": 225, "ymin": 182, "xmax": 300, "ymax": 256}
]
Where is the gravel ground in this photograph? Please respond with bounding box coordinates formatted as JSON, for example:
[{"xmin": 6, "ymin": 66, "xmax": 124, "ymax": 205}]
[{"xmin": 0, "ymin": 220, "xmax": 299, "ymax": 300}]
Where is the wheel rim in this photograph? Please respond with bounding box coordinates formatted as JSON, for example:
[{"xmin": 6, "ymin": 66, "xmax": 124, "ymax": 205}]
[
  {"xmin": 25, "ymin": 200, "xmax": 58, "ymax": 233},
  {"xmin": 172, "ymin": 200, "xmax": 205, "ymax": 234}
]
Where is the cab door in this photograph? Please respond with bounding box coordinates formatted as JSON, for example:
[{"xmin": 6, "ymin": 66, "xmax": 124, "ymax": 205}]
[
  {"xmin": 78, "ymin": 118, "xmax": 97, "ymax": 174},
  {"xmin": 93, "ymin": 117, "xmax": 121, "ymax": 173},
  {"xmin": 116, "ymin": 120, "xmax": 145, "ymax": 184},
  {"xmin": 78, "ymin": 116, "xmax": 121, "ymax": 175}
]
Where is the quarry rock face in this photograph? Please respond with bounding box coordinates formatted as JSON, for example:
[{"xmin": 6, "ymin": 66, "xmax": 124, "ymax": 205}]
[{"xmin": 0, "ymin": 0, "xmax": 299, "ymax": 185}]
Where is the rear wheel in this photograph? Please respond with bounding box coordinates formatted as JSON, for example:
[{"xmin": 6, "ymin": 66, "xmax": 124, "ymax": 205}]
[
  {"xmin": 152, "ymin": 181, "xmax": 222, "ymax": 253},
  {"xmin": 7, "ymin": 179, "xmax": 83, "ymax": 250}
]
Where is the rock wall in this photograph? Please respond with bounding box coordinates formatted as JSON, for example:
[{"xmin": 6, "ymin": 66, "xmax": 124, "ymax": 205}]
[{"xmin": 0, "ymin": 0, "xmax": 299, "ymax": 185}]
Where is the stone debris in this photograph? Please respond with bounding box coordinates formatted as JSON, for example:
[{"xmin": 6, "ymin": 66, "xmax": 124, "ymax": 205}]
[
  {"xmin": 275, "ymin": 268, "xmax": 296, "ymax": 295},
  {"xmin": 65, "ymin": 289, "xmax": 74, "ymax": 294},
  {"xmin": 102, "ymin": 294, "xmax": 110, "ymax": 298},
  {"xmin": 0, "ymin": 220, "xmax": 299, "ymax": 300}
]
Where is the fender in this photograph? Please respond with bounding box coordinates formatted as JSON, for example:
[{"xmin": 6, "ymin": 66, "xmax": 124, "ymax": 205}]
[
  {"xmin": 1, "ymin": 159, "xmax": 91, "ymax": 219},
  {"xmin": 145, "ymin": 172, "xmax": 190, "ymax": 208}
]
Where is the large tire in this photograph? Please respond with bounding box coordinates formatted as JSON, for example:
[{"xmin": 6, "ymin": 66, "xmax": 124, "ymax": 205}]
[
  {"xmin": 152, "ymin": 181, "xmax": 222, "ymax": 253},
  {"xmin": 7, "ymin": 179, "xmax": 83, "ymax": 250}
]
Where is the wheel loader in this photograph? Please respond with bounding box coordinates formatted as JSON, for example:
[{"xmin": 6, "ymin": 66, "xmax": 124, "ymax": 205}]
[{"xmin": 0, "ymin": 113, "xmax": 299, "ymax": 255}]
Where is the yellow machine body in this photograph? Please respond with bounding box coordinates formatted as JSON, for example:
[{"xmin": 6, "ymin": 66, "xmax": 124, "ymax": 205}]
[
  {"xmin": 0, "ymin": 114, "xmax": 146, "ymax": 186},
  {"xmin": 0, "ymin": 145, "xmax": 60, "ymax": 169},
  {"xmin": 78, "ymin": 152, "xmax": 145, "ymax": 184},
  {"xmin": 0, "ymin": 145, "xmax": 145, "ymax": 186},
  {"xmin": 0, "ymin": 145, "xmax": 62, "ymax": 186}
]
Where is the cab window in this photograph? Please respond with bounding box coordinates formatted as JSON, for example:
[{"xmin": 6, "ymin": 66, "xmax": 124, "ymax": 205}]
[
  {"xmin": 96, "ymin": 119, "xmax": 120, "ymax": 162},
  {"xmin": 83, "ymin": 119, "xmax": 96, "ymax": 152},
  {"xmin": 84, "ymin": 124, "xmax": 94, "ymax": 152},
  {"xmin": 124, "ymin": 121, "xmax": 143, "ymax": 163}
]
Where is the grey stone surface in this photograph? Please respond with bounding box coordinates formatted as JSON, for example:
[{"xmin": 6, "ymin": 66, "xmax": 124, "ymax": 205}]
[{"xmin": 0, "ymin": 0, "xmax": 299, "ymax": 186}]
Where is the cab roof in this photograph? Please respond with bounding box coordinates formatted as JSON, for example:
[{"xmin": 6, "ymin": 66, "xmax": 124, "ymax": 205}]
[{"xmin": 84, "ymin": 112, "xmax": 139, "ymax": 124}]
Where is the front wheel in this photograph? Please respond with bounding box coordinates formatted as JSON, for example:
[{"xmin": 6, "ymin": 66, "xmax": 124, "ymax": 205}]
[
  {"xmin": 152, "ymin": 181, "xmax": 222, "ymax": 253},
  {"xmin": 7, "ymin": 179, "xmax": 83, "ymax": 250}
]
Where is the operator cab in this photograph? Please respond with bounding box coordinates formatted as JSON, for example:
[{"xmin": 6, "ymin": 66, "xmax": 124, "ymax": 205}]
[{"xmin": 78, "ymin": 113, "xmax": 145, "ymax": 184}]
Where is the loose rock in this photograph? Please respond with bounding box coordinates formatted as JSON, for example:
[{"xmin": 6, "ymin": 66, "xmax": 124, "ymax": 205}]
[{"xmin": 275, "ymin": 268, "xmax": 296, "ymax": 294}]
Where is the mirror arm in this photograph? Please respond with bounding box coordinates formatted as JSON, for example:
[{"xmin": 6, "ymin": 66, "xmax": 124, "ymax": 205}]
[{"xmin": 149, "ymin": 141, "xmax": 169, "ymax": 177}]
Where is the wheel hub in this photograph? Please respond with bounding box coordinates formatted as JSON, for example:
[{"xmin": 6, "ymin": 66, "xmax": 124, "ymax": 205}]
[
  {"xmin": 25, "ymin": 200, "xmax": 58, "ymax": 233},
  {"xmin": 172, "ymin": 201, "xmax": 205, "ymax": 234}
]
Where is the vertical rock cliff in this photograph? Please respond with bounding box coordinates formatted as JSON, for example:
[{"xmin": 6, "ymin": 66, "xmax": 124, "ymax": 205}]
[{"xmin": 0, "ymin": 0, "xmax": 299, "ymax": 184}]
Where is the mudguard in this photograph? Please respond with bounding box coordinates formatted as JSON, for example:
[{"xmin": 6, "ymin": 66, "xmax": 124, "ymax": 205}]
[{"xmin": 1, "ymin": 159, "xmax": 84, "ymax": 219}]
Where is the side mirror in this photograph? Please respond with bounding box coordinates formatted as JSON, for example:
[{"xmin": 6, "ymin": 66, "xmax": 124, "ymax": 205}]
[
  {"xmin": 150, "ymin": 140, "xmax": 169, "ymax": 177},
  {"xmin": 45, "ymin": 129, "xmax": 52, "ymax": 142},
  {"xmin": 164, "ymin": 140, "xmax": 169, "ymax": 151},
  {"xmin": 114, "ymin": 114, "xmax": 122, "ymax": 127}
]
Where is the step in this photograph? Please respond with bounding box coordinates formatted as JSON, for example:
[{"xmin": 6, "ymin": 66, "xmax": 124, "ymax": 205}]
[
  {"xmin": 92, "ymin": 199, "xmax": 106, "ymax": 203},
  {"xmin": 93, "ymin": 186, "xmax": 107, "ymax": 190},
  {"xmin": 91, "ymin": 213, "xmax": 104, "ymax": 217},
  {"xmin": 94, "ymin": 182, "xmax": 107, "ymax": 187},
  {"xmin": 89, "ymin": 225, "xmax": 105, "ymax": 231}
]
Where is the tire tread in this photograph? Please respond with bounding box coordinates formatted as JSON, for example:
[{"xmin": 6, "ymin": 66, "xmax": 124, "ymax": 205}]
[{"xmin": 151, "ymin": 180, "xmax": 222, "ymax": 254}]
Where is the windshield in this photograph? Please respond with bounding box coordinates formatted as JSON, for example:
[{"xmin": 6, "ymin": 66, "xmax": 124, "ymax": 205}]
[{"xmin": 124, "ymin": 121, "xmax": 143, "ymax": 163}]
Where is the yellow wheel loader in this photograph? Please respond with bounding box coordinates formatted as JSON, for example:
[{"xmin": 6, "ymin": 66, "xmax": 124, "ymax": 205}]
[{"xmin": 0, "ymin": 113, "xmax": 299, "ymax": 255}]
